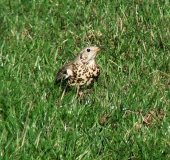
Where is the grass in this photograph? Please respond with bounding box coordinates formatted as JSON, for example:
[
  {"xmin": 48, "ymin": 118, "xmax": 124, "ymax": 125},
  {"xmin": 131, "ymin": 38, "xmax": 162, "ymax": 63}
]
[{"xmin": 0, "ymin": 0, "xmax": 170, "ymax": 159}]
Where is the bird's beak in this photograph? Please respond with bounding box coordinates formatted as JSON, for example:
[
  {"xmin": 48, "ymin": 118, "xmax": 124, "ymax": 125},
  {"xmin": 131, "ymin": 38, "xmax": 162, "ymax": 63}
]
[{"xmin": 95, "ymin": 46, "xmax": 105, "ymax": 52}]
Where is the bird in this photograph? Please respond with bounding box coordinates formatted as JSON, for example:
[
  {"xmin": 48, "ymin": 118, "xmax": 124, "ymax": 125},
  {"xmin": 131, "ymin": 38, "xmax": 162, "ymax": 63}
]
[{"xmin": 55, "ymin": 46, "xmax": 104, "ymax": 98}]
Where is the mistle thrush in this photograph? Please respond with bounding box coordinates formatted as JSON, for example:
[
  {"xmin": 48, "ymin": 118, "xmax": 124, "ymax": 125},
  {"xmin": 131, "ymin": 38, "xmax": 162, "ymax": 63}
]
[{"xmin": 55, "ymin": 46, "xmax": 104, "ymax": 90}]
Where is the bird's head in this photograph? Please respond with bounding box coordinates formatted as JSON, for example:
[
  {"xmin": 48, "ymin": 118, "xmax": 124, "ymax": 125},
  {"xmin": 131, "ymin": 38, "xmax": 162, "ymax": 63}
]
[{"xmin": 76, "ymin": 46, "xmax": 104, "ymax": 64}]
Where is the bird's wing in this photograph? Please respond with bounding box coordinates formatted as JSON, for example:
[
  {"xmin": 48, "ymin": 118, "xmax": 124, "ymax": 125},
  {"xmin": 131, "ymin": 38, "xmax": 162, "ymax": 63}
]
[{"xmin": 55, "ymin": 63, "xmax": 74, "ymax": 84}]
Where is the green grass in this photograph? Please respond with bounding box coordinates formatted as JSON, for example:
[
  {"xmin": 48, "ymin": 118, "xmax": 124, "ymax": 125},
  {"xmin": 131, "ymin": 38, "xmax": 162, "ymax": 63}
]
[{"xmin": 1, "ymin": 0, "xmax": 170, "ymax": 159}]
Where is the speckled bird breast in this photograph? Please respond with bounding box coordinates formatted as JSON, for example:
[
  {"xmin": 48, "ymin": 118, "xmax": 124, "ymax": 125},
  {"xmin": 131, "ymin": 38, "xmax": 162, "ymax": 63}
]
[{"xmin": 68, "ymin": 63, "xmax": 100, "ymax": 87}]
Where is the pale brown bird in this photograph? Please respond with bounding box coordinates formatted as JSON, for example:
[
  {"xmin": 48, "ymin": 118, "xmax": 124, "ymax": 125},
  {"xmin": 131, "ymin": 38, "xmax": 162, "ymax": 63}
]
[{"xmin": 55, "ymin": 46, "xmax": 104, "ymax": 98}]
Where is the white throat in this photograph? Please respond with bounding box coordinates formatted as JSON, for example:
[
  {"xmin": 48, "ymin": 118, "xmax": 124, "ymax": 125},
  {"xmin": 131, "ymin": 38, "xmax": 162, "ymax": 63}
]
[{"xmin": 87, "ymin": 59, "xmax": 96, "ymax": 67}]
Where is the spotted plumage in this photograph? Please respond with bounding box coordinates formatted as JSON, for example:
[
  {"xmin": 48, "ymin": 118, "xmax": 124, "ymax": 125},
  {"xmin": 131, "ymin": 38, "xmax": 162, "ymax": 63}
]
[{"xmin": 55, "ymin": 46, "xmax": 104, "ymax": 88}]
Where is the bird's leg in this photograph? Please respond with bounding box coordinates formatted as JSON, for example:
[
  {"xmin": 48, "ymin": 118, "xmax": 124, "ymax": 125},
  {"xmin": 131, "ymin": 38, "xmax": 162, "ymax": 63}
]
[
  {"xmin": 60, "ymin": 88, "xmax": 66, "ymax": 100},
  {"xmin": 74, "ymin": 85, "xmax": 80, "ymax": 99},
  {"xmin": 79, "ymin": 89, "xmax": 92, "ymax": 99},
  {"xmin": 76, "ymin": 87, "xmax": 92, "ymax": 99}
]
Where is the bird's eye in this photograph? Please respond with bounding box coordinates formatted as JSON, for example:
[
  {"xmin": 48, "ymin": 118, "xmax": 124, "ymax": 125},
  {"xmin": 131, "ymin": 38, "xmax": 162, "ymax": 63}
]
[{"xmin": 87, "ymin": 49, "xmax": 90, "ymax": 52}]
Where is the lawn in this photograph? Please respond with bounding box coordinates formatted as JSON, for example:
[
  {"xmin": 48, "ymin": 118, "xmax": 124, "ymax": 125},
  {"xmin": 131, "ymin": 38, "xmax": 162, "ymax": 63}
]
[{"xmin": 0, "ymin": 0, "xmax": 170, "ymax": 159}]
